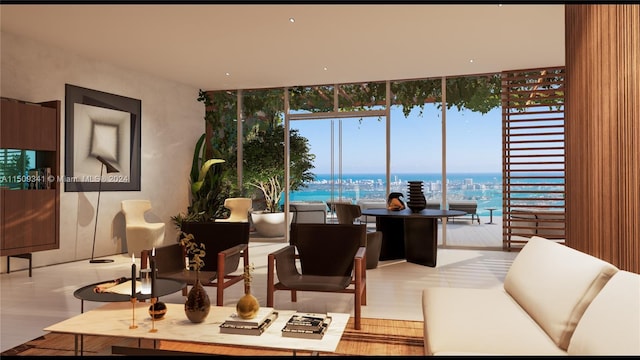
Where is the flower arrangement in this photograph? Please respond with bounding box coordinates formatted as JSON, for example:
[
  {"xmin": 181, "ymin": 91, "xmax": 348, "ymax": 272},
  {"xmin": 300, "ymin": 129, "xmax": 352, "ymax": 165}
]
[
  {"xmin": 243, "ymin": 263, "xmax": 255, "ymax": 288},
  {"xmin": 179, "ymin": 232, "xmax": 206, "ymax": 271}
]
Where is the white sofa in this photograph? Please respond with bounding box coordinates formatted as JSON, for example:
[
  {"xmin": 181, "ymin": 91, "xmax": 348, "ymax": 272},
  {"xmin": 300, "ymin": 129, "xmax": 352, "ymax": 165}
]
[{"xmin": 422, "ymin": 236, "xmax": 640, "ymax": 355}]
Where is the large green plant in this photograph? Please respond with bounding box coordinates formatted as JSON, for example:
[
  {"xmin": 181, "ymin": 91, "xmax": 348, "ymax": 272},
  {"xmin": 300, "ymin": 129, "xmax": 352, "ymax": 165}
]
[
  {"xmin": 171, "ymin": 133, "xmax": 230, "ymax": 228},
  {"xmin": 201, "ymin": 88, "xmax": 316, "ymax": 213},
  {"xmin": 243, "ymin": 123, "xmax": 315, "ymax": 213}
]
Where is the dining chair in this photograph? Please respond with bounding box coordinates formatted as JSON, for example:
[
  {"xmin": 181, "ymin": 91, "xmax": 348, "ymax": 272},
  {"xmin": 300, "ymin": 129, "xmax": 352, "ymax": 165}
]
[
  {"xmin": 266, "ymin": 223, "xmax": 367, "ymax": 329},
  {"xmin": 334, "ymin": 203, "xmax": 363, "ymax": 225},
  {"xmin": 215, "ymin": 197, "xmax": 253, "ymax": 222},
  {"xmin": 335, "ymin": 203, "xmax": 383, "ymax": 269},
  {"xmin": 122, "ymin": 200, "xmax": 165, "ymax": 258}
]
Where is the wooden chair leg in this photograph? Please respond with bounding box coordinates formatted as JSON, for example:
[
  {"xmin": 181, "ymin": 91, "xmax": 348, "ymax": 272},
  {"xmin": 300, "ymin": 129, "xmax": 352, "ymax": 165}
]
[
  {"xmin": 362, "ymin": 267, "xmax": 367, "ymax": 306},
  {"xmin": 217, "ymin": 252, "xmax": 225, "ymax": 306},
  {"xmin": 354, "ymin": 259, "xmax": 363, "ymax": 330},
  {"xmin": 354, "ymin": 286, "xmax": 362, "ymax": 330},
  {"xmin": 217, "ymin": 284, "xmax": 224, "ymax": 306},
  {"xmin": 362, "ymin": 282, "xmax": 367, "ymax": 305},
  {"xmin": 267, "ymin": 254, "xmax": 275, "ymax": 307}
]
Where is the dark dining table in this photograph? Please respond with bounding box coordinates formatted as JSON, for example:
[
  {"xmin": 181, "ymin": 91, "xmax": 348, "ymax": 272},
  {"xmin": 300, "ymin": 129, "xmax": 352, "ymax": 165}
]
[{"xmin": 361, "ymin": 208, "xmax": 466, "ymax": 267}]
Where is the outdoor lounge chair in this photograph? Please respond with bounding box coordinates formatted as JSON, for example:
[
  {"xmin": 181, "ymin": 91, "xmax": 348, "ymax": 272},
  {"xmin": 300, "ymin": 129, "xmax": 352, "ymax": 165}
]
[{"xmin": 448, "ymin": 200, "xmax": 480, "ymax": 224}]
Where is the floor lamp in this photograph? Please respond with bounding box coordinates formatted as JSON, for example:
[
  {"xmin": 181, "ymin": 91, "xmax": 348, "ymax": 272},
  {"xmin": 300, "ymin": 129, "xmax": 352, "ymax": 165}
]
[{"xmin": 90, "ymin": 155, "xmax": 119, "ymax": 264}]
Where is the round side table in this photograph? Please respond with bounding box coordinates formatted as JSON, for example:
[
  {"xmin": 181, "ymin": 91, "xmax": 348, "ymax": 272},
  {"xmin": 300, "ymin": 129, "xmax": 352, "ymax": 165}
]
[{"xmin": 485, "ymin": 208, "xmax": 497, "ymax": 224}]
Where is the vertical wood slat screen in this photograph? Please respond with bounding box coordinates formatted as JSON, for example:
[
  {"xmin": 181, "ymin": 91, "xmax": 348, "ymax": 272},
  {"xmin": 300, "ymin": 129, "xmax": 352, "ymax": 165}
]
[
  {"xmin": 565, "ymin": 4, "xmax": 639, "ymax": 273},
  {"xmin": 501, "ymin": 67, "xmax": 566, "ymax": 250}
]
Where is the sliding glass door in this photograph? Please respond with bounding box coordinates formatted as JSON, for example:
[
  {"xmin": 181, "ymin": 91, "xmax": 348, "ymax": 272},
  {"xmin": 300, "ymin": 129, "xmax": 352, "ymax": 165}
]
[{"xmin": 288, "ymin": 116, "xmax": 386, "ymax": 221}]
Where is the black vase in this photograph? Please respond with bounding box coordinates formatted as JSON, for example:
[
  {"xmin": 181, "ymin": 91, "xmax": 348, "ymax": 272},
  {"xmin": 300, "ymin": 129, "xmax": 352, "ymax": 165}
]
[
  {"xmin": 149, "ymin": 301, "xmax": 167, "ymax": 320},
  {"xmin": 406, "ymin": 181, "xmax": 427, "ymax": 213},
  {"xmin": 184, "ymin": 276, "xmax": 211, "ymax": 323}
]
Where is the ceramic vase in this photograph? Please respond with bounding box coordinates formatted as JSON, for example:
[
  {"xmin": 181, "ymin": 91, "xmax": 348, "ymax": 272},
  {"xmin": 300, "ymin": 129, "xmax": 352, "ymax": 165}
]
[
  {"xmin": 184, "ymin": 275, "xmax": 210, "ymax": 323},
  {"xmin": 236, "ymin": 292, "xmax": 260, "ymax": 319},
  {"xmin": 387, "ymin": 192, "xmax": 406, "ymax": 211},
  {"xmin": 406, "ymin": 181, "xmax": 427, "ymax": 213}
]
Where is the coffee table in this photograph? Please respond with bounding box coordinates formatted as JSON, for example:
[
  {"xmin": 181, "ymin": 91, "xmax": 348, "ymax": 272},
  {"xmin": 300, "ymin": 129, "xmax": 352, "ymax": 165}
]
[
  {"xmin": 44, "ymin": 302, "xmax": 350, "ymax": 355},
  {"xmin": 74, "ymin": 277, "xmax": 186, "ymax": 313}
]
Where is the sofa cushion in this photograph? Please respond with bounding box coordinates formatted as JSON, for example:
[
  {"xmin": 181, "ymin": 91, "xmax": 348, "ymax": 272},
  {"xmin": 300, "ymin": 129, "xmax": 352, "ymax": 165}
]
[
  {"xmin": 422, "ymin": 287, "xmax": 566, "ymax": 355},
  {"xmin": 567, "ymin": 270, "xmax": 640, "ymax": 355},
  {"xmin": 504, "ymin": 236, "xmax": 619, "ymax": 350}
]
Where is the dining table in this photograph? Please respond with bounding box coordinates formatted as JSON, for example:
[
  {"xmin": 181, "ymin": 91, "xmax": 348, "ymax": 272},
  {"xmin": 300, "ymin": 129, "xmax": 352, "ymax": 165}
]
[{"xmin": 361, "ymin": 208, "xmax": 466, "ymax": 267}]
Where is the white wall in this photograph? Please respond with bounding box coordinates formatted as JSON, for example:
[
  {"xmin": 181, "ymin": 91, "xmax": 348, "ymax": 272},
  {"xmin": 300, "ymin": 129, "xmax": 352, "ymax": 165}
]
[{"xmin": 1, "ymin": 31, "xmax": 204, "ymax": 271}]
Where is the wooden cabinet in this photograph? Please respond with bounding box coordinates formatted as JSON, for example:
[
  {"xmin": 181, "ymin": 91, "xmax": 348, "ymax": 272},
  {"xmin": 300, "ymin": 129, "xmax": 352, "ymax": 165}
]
[{"xmin": 1, "ymin": 97, "xmax": 60, "ymax": 257}]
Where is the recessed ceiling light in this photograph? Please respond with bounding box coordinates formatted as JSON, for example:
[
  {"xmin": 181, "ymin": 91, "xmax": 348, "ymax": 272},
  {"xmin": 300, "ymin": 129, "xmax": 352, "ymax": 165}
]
[
  {"xmin": 469, "ymin": 59, "xmax": 474, "ymax": 63},
  {"xmin": 225, "ymin": 72, "xmax": 231, "ymax": 76},
  {"xmin": 323, "ymin": 67, "xmax": 328, "ymax": 71},
  {"xmin": 289, "ymin": 17, "xmax": 295, "ymax": 23}
]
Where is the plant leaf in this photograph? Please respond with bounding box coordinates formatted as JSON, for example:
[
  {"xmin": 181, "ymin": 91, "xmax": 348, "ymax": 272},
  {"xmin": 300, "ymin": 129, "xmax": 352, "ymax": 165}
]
[{"xmin": 191, "ymin": 158, "xmax": 225, "ymax": 194}]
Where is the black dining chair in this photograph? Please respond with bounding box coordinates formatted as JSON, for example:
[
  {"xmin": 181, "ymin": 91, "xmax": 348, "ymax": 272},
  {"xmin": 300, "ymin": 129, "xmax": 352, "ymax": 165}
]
[{"xmin": 335, "ymin": 203, "xmax": 383, "ymax": 269}]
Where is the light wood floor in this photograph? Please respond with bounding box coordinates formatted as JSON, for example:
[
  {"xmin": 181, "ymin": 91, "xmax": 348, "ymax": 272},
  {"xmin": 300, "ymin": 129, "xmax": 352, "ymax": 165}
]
[
  {"xmin": 0, "ymin": 216, "xmax": 517, "ymax": 353},
  {"xmin": 439, "ymin": 215, "xmax": 504, "ymax": 248}
]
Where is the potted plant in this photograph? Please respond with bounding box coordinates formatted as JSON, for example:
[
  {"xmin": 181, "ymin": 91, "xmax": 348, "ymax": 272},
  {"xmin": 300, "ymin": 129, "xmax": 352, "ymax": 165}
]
[
  {"xmin": 243, "ymin": 123, "xmax": 315, "ymax": 237},
  {"xmin": 171, "ymin": 133, "xmax": 231, "ymax": 229}
]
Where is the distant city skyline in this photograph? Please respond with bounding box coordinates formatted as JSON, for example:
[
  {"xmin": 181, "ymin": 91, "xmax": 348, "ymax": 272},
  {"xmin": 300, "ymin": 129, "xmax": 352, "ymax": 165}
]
[{"xmin": 290, "ymin": 103, "xmax": 502, "ymax": 174}]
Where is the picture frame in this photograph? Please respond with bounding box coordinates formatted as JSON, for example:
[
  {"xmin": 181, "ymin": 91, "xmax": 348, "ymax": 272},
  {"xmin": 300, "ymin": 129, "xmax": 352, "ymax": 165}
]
[{"xmin": 64, "ymin": 84, "xmax": 141, "ymax": 192}]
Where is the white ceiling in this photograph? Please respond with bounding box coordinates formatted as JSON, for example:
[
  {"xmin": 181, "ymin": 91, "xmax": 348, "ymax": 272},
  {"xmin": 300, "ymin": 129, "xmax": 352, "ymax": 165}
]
[{"xmin": 0, "ymin": 4, "xmax": 565, "ymax": 91}]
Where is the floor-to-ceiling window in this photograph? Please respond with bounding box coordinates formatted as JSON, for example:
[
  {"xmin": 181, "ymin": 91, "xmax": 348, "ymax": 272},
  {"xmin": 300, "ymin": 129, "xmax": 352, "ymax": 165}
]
[
  {"xmin": 206, "ymin": 71, "xmax": 539, "ymax": 249},
  {"xmin": 286, "ymin": 83, "xmax": 387, "ymax": 224},
  {"xmin": 289, "ymin": 116, "xmax": 386, "ymax": 207}
]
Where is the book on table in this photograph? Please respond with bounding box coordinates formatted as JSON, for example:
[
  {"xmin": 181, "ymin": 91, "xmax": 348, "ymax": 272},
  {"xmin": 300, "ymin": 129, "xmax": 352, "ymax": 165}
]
[
  {"xmin": 222, "ymin": 307, "xmax": 276, "ymax": 327},
  {"xmin": 281, "ymin": 312, "xmax": 332, "ymax": 339},
  {"xmin": 283, "ymin": 312, "xmax": 329, "ymax": 330},
  {"xmin": 219, "ymin": 308, "xmax": 278, "ymax": 336}
]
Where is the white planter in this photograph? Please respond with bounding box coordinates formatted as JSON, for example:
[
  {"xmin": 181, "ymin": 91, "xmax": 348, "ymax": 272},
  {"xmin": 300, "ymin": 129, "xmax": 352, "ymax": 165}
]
[{"xmin": 250, "ymin": 211, "xmax": 293, "ymax": 238}]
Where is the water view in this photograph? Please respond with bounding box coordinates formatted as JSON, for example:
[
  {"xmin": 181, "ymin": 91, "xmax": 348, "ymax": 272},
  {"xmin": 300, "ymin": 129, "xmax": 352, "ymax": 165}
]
[{"xmin": 290, "ymin": 172, "xmax": 504, "ymax": 216}]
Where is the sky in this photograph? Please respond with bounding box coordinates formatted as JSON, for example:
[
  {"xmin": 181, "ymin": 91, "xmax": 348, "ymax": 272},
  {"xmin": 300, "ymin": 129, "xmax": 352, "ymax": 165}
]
[{"xmin": 290, "ymin": 104, "xmax": 502, "ymax": 174}]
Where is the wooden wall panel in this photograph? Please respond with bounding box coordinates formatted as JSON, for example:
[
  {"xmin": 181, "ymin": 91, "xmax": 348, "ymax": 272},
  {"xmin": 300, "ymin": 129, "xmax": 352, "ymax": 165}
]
[
  {"xmin": 501, "ymin": 67, "xmax": 566, "ymax": 250},
  {"xmin": 565, "ymin": 4, "xmax": 639, "ymax": 273}
]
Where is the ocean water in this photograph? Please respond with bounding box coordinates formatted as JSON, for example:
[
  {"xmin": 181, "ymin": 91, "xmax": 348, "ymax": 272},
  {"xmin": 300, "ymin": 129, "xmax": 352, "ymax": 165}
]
[{"xmin": 288, "ymin": 173, "xmax": 505, "ymax": 216}]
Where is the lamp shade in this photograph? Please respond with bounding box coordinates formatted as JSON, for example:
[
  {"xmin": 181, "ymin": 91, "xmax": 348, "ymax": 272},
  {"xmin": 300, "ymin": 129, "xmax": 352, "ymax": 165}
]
[{"xmin": 96, "ymin": 155, "xmax": 119, "ymax": 173}]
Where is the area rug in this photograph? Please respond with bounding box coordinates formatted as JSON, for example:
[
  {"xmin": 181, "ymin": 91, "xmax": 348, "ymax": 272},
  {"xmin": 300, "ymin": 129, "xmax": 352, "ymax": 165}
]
[{"xmin": 1, "ymin": 317, "xmax": 424, "ymax": 356}]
